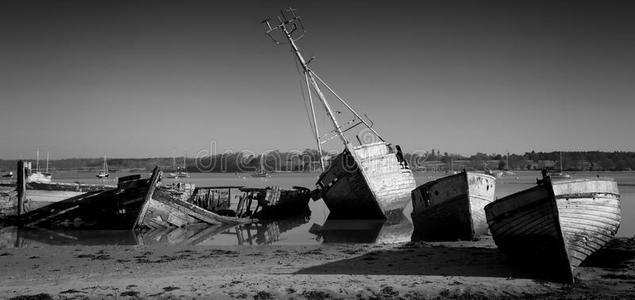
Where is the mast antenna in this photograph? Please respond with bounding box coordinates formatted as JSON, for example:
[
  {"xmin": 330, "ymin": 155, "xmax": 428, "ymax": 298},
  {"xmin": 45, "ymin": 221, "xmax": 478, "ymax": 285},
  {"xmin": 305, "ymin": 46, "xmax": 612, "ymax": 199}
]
[{"xmin": 263, "ymin": 8, "xmax": 385, "ymax": 167}]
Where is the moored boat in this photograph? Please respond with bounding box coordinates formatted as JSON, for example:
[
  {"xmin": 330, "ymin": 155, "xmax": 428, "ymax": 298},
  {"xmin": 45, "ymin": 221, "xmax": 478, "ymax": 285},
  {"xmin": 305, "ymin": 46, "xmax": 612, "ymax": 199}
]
[
  {"xmin": 19, "ymin": 167, "xmax": 161, "ymax": 230},
  {"xmin": 411, "ymin": 171, "xmax": 496, "ymax": 241},
  {"xmin": 484, "ymin": 174, "xmax": 621, "ymax": 283},
  {"xmin": 263, "ymin": 9, "xmax": 416, "ymax": 219}
]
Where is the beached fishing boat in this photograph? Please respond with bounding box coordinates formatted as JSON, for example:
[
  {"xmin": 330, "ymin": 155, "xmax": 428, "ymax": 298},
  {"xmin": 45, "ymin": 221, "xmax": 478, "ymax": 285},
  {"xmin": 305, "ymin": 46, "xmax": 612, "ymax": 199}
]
[
  {"xmin": 18, "ymin": 167, "xmax": 161, "ymax": 230},
  {"xmin": 411, "ymin": 171, "xmax": 496, "ymax": 241},
  {"xmin": 263, "ymin": 9, "xmax": 416, "ymax": 219},
  {"xmin": 484, "ymin": 174, "xmax": 621, "ymax": 283}
]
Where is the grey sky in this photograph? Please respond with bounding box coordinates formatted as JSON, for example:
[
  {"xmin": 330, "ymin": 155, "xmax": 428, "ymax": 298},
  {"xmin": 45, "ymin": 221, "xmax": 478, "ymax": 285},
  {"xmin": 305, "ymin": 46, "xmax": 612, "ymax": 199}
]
[{"xmin": 1, "ymin": 0, "xmax": 634, "ymax": 159}]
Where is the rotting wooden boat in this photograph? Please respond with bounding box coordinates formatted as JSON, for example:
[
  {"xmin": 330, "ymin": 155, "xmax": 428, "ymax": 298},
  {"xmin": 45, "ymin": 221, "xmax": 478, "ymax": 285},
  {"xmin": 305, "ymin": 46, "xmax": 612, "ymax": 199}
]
[
  {"xmin": 23, "ymin": 160, "xmax": 115, "ymax": 212},
  {"xmin": 18, "ymin": 167, "xmax": 161, "ymax": 230},
  {"xmin": 1, "ymin": 162, "xmax": 115, "ymax": 218},
  {"xmin": 135, "ymin": 185, "xmax": 253, "ymax": 230},
  {"xmin": 189, "ymin": 185, "xmax": 311, "ymax": 220},
  {"xmin": 263, "ymin": 9, "xmax": 416, "ymax": 219},
  {"xmin": 484, "ymin": 174, "xmax": 621, "ymax": 283},
  {"xmin": 411, "ymin": 171, "xmax": 496, "ymax": 241}
]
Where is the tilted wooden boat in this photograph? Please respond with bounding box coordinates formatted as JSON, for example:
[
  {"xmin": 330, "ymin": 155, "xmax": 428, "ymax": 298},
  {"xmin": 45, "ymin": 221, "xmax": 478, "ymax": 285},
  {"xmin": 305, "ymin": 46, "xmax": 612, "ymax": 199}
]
[
  {"xmin": 263, "ymin": 9, "xmax": 416, "ymax": 219},
  {"xmin": 484, "ymin": 176, "xmax": 621, "ymax": 283},
  {"xmin": 317, "ymin": 142, "xmax": 416, "ymax": 219},
  {"xmin": 18, "ymin": 167, "xmax": 161, "ymax": 230},
  {"xmin": 135, "ymin": 185, "xmax": 253, "ymax": 230},
  {"xmin": 411, "ymin": 171, "xmax": 496, "ymax": 241}
]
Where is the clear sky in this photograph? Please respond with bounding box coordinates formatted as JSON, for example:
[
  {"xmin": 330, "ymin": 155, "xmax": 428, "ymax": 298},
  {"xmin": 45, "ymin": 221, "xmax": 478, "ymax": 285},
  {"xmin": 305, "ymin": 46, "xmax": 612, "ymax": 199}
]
[{"xmin": 1, "ymin": 0, "xmax": 634, "ymax": 159}]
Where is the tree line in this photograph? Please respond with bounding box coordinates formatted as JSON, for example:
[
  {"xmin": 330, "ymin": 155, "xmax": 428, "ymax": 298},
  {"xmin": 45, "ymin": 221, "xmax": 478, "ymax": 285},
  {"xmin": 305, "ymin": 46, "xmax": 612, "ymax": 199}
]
[{"xmin": 0, "ymin": 150, "xmax": 633, "ymax": 173}]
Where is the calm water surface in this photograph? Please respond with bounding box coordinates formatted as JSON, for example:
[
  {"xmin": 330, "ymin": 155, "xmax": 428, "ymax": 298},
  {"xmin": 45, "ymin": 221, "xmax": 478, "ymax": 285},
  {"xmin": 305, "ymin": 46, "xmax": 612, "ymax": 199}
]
[{"xmin": 1, "ymin": 170, "xmax": 632, "ymax": 249}]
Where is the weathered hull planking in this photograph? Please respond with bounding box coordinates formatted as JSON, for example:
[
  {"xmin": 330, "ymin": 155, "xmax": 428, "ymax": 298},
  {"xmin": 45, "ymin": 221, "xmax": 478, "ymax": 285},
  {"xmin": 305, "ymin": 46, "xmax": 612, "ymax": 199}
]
[
  {"xmin": 484, "ymin": 177, "xmax": 621, "ymax": 283},
  {"xmin": 411, "ymin": 172, "xmax": 496, "ymax": 241},
  {"xmin": 136, "ymin": 186, "xmax": 253, "ymax": 229},
  {"xmin": 317, "ymin": 142, "xmax": 416, "ymax": 219},
  {"xmin": 19, "ymin": 168, "xmax": 162, "ymax": 230}
]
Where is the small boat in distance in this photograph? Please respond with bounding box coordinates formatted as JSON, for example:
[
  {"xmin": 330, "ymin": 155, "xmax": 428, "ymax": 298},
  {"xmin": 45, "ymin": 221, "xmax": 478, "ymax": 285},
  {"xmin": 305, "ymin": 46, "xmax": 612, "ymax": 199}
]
[
  {"xmin": 411, "ymin": 171, "xmax": 496, "ymax": 241},
  {"xmin": 167, "ymin": 156, "xmax": 190, "ymax": 179},
  {"xmin": 484, "ymin": 172, "xmax": 621, "ymax": 283},
  {"xmin": 263, "ymin": 9, "xmax": 416, "ymax": 219},
  {"xmin": 96, "ymin": 154, "xmax": 109, "ymax": 178},
  {"xmin": 551, "ymin": 151, "xmax": 571, "ymax": 179},
  {"xmin": 252, "ymin": 153, "xmax": 270, "ymax": 178},
  {"xmin": 27, "ymin": 150, "xmax": 52, "ymax": 183},
  {"xmin": 1, "ymin": 171, "xmax": 13, "ymax": 178}
]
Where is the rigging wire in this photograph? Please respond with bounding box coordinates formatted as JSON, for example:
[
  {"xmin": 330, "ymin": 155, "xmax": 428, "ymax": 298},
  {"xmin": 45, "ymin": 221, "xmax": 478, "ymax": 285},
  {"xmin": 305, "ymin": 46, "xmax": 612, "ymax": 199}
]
[{"xmin": 291, "ymin": 45, "xmax": 318, "ymax": 140}]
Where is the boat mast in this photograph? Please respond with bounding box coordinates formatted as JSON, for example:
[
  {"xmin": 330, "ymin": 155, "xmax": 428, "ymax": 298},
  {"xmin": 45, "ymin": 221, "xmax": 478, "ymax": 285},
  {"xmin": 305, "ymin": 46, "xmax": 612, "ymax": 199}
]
[
  {"xmin": 305, "ymin": 73, "xmax": 325, "ymax": 171},
  {"xmin": 46, "ymin": 152, "xmax": 49, "ymax": 173},
  {"xmin": 36, "ymin": 148, "xmax": 40, "ymax": 172}
]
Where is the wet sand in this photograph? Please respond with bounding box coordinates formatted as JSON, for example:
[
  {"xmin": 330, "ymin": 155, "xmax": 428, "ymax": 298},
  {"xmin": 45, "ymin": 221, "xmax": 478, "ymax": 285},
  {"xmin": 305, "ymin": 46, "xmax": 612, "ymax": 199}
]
[{"xmin": 1, "ymin": 236, "xmax": 634, "ymax": 299}]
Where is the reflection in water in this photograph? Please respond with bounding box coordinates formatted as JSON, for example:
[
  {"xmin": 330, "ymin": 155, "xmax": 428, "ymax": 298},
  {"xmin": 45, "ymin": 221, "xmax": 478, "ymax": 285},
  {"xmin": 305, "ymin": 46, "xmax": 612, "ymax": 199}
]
[
  {"xmin": 309, "ymin": 213, "xmax": 413, "ymax": 244},
  {"xmin": 0, "ymin": 212, "xmax": 414, "ymax": 248}
]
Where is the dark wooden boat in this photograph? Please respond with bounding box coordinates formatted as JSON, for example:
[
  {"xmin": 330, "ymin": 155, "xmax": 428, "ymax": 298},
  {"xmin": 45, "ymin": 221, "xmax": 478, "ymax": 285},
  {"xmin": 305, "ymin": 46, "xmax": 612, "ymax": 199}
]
[
  {"xmin": 1, "ymin": 162, "xmax": 115, "ymax": 218},
  {"xmin": 263, "ymin": 10, "xmax": 416, "ymax": 219},
  {"xmin": 18, "ymin": 167, "xmax": 161, "ymax": 230},
  {"xmin": 189, "ymin": 185, "xmax": 311, "ymax": 220},
  {"xmin": 484, "ymin": 176, "xmax": 621, "ymax": 283},
  {"xmin": 411, "ymin": 171, "xmax": 496, "ymax": 241}
]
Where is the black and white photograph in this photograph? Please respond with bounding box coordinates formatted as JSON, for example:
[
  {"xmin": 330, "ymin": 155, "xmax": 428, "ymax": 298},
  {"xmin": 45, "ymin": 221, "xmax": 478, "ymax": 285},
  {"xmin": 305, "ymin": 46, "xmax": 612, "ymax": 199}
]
[{"xmin": 1, "ymin": 0, "xmax": 634, "ymax": 299}]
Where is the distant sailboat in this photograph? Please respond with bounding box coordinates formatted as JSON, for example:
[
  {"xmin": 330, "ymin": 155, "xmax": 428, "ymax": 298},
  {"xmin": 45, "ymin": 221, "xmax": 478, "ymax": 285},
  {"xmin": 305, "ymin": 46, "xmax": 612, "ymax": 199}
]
[
  {"xmin": 167, "ymin": 157, "xmax": 178, "ymax": 179},
  {"xmin": 27, "ymin": 149, "xmax": 52, "ymax": 183},
  {"xmin": 551, "ymin": 152, "xmax": 571, "ymax": 179},
  {"xmin": 96, "ymin": 155, "xmax": 109, "ymax": 178},
  {"xmin": 502, "ymin": 152, "xmax": 515, "ymax": 176},
  {"xmin": 252, "ymin": 153, "xmax": 269, "ymax": 178},
  {"xmin": 168, "ymin": 156, "xmax": 190, "ymax": 178},
  {"xmin": 177, "ymin": 156, "xmax": 190, "ymax": 178}
]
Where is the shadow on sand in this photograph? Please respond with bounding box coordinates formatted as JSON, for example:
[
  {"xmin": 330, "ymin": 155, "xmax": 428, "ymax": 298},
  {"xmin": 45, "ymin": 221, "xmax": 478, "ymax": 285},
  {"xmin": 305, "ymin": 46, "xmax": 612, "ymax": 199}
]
[{"xmin": 296, "ymin": 240, "xmax": 541, "ymax": 279}]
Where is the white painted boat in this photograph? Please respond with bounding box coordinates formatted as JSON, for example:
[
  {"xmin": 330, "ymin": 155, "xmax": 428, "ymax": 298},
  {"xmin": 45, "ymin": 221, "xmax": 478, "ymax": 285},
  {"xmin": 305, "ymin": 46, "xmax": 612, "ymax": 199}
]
[
  {"xmin": 485, "ymin": 176, "xmax": 621, "ymax": 283},
  {"xmin": 263, "ymin": 9, "xmax": 416, "ymax": 218}
]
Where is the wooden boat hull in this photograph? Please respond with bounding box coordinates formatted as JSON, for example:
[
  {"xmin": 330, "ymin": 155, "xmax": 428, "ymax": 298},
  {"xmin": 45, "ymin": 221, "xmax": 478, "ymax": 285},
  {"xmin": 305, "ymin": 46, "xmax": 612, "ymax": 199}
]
[
  {"xmin": 190, "ymin": 186, "xmax": 311, "ymax": 220},
  {"xmin": 317, "ymin": 142, "xmax": 416, "ymax": 219},
  {"xmin": 136, "ymin": 187, "xmax": 253, "ymax": 229},
  {"xmin": 252, "ymin": 187, "xmax": 311, "ymax": 219},
  {"xmin": 485, "ymin": 178, "xmax": 621, "ymax": 283},
  {"xmin": 1, "ymin": 181, "xmax": 114, "ymax": 217},
  {"xmin": 411, "ymin": 172, "xmax": 496, "ymax": 241},
  {"xmin": 19, "ymin": 168, "xmax": 162, "ymax": 230}
]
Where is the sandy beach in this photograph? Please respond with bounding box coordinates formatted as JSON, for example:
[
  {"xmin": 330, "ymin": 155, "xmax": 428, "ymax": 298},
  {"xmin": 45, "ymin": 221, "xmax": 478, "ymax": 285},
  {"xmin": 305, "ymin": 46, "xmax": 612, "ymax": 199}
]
[{"xmin": 1, "ymin": 235, "xmax": 633, "ymax": 299}]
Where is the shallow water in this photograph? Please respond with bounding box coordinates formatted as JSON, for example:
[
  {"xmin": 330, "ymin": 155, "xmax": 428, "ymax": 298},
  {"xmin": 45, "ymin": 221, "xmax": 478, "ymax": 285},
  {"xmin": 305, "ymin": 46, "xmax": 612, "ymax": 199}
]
[{"xmin": 1, "ymin": 170, "xmax": 632, "ymax": 249}]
